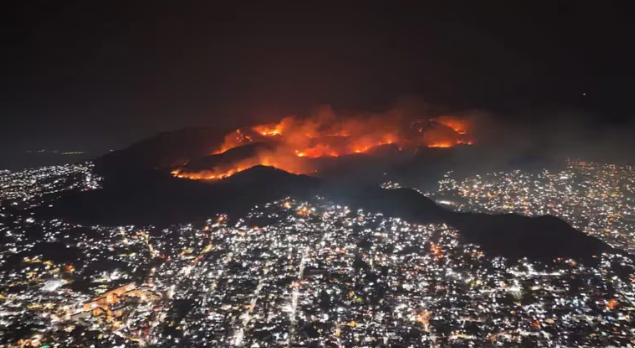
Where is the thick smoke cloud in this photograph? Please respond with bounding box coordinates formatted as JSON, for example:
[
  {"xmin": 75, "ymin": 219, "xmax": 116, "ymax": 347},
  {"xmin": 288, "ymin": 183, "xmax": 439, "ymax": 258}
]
[
  {"xmin": 471, "ymin": 108, "xmax": 635, "ymax": 166},
  {"xmin": 174, "ymin": 101, "xmax": 477, "ymax": 180},
  {"xmin": 171, "ymin": 97, "xmax": 635, "ymax": 185}
]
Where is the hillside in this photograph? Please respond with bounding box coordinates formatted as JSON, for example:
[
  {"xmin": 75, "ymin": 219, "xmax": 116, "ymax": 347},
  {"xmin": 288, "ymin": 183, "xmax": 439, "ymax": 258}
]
[{"xmin": 38, "ymin": 163, "xmax": 610, "ymax": 263}]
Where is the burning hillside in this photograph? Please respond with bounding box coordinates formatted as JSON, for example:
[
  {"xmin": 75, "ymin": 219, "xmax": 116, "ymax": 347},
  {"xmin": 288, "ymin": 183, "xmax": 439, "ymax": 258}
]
[{"xmin": 172, "ymin": 112, "xmax": 474, "ymax": 180}]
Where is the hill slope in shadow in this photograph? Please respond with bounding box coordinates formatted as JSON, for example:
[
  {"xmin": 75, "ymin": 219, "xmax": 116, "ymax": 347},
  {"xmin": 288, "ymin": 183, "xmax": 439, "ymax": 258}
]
[
  {"xmin": 39, "ymin": 166, "xmax": 320, "ymax": 225},
  {"xmin": 37, "ymin": 165, "xmax": 610, "ymax": 263}
]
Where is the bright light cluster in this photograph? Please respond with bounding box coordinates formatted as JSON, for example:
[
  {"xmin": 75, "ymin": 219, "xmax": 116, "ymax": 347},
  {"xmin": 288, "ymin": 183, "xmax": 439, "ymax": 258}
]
[
  {"xmin": 2, "ymin": 160, "xmax": 635, "ymax": 347},
  {"xmin": 428, "ymin": 159, "xmax": 635, "ymax": 254},
  {"xmin": 0, "ymin": 163, "xmax": 102, "ymax": 209},
  {"xmin": 1, "ymin": 170, "xmax": 635, "ymax": 347}
]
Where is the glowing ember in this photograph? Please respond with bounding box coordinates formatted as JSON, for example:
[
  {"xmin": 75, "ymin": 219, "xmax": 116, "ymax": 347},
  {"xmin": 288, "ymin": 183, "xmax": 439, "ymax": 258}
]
[
  {"xmin": 172, "ymin": 148, "xmax": 306, "ymax": 181},
  {"xmin": 172, "ymin": 168, "xmax": 245, "ymax": 180},
  {"xmin": 174, "ymin": 112, "xmax": 474, "ymax": 180},
  {"xmin": 432, "ymin": 116, "xmax": 470, "ymax": 135},
  {"xmin": 428, "ymin": 142, "xmax": 453, "ymax": 148},
  {"xmin": 253, "ymin": 124, "xmax": 283, "ymax": 136}
]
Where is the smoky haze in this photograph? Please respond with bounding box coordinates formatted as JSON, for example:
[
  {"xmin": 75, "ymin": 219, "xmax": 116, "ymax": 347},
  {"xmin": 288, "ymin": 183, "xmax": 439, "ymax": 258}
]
[
  {"xmin": 469, "ymin": 108, "xmax": 635, "ymax": 166},
  {"xmin": 156, "ymin": 97, "xmax": 635, "ymax": 191},
  {"xmin": 2, "ymin": 1, "xmax": 635, "ymax": 160}
]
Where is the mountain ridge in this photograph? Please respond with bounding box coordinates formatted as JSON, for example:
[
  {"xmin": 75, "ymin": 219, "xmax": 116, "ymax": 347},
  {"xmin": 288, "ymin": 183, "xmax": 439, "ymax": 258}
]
[
  {"xmin": 34, "ymin": 128, "xmax": 612, "ymax": 263},
  {"xmin": 37, "ymin": 163, "xmax": 611, "ymax": 263}
]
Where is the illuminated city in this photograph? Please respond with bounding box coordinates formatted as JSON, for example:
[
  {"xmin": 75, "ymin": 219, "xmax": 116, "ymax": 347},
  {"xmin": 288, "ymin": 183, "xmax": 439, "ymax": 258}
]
[
  {"xmin": 6, "ymin": 3, "xmax": 635, "ymax": 347},
  {"xmin": 428, "ymin": 159, "xmax": 635, "ymax": 254},
  {"xmin": 1, "ymin": 160, "xmax": 635, "ymax": 347}
]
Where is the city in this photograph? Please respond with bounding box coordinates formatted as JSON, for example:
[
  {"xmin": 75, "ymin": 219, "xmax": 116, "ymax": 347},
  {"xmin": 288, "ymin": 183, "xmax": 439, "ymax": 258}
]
[
  {"xmin": 1, "ymin": 160, "xmax": 635, "ymax": 347},
  {"xmin": 6, "ymin": 4, "xmax": 635, "ymax": 347},
  {"xmin": 428, "ymin": 159, "xmax": 635, "ymax": 254}
]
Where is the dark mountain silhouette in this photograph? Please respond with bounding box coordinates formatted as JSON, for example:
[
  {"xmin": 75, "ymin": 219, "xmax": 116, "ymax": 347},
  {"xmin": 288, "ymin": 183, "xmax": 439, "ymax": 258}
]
[
  {"xmin": 323, "ymin": 186, "xmax": 450, "ymax": 224},
  {"xmin": 326, "ymin": 187, "xmax": 607, "ymax": 262},
  {"xmin": 94, "ymin": 127, "xmax": 227, "ymax": 181},
  {"xmin": 446, "ymin": 213, "xmax": 606, "ymax": 261},
  {"xmin": 38, "ymin": 163, "xmax": 610, "ymax": 263},
  {"xmin": 38, "ymin": 165, "xmax": 319, "ymax": 225},
  {"xmin": 32, "ymin": 128, "xmax": 612, "ymax": 263},
  {"xmin": 179, "ymin": 142, "xmax": 280, "ymax": 172},
  {"xmin": 94, "ymin": 127, "xmax": 560, "ymax": 190}
]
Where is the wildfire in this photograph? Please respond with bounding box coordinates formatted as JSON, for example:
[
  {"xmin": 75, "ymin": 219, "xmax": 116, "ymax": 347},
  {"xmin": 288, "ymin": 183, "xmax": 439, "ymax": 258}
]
[
  {"xmin": 173, "ymin": 111, "xmax": 474, "ymax": 181},
  {"xmin": 428, "ymin": 142, "xmax": 453, "ymax": 148},
  {"xmin": 172, "ymin": 168, "xmax": 245, "ymax": 181},
  {"xmin": 432, "ymin": 116, "xmax": 469, "ymax": 135},
  {"xmin": 252, "ymin": 124, "xmax": 283, "ymax": 137},
  {"xmin": 172, "ymin": 148, "xmax": 306, "ymax": 181}
]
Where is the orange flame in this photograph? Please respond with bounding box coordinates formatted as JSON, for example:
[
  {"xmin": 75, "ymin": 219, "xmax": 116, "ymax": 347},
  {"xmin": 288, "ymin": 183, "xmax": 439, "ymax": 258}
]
[
  {"xmin": 427, "ymin": 142, "xmax": 453, "ymax": 148},
  {"xmin": 174, "ymin": 111, "xmax": 474, "ymax": 180},
  {"xmin": 173, "ymin": 147, "xmax": 306, "ymax": 181},
  {"xmin": 432, "ymin": 116, "xmax": 469, "ymax": 135},
  {"xmin": 252, "ymin": 124, "xmax": 283, "ymax": 137}
]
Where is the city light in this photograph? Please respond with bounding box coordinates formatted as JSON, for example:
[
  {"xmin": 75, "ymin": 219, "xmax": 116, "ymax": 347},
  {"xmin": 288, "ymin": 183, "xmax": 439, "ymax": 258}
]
[{"xmin": 1, "ymin": 160, "xmax": 635, "ymax": 347}]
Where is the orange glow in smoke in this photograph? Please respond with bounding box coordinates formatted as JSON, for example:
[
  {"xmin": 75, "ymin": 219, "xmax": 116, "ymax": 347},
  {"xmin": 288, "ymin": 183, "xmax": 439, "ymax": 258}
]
[
  {"xmin": 427, "ymin": 142, "xmax": 453, "ymax": 148},
  {"xmin": 252, "ymin": 124, "xmax": 283, "ymax": 137},
  {"xmin": 432, "ymin": 116, "xmax": 469, "ymax": 135},
  {"xmin": 172, "ymin": 168, "xmax": 244, "ymax": 181},
  {"xmin": 174, "ymin": 112, "xmax": 474, "ymax": 180},
  {"xmin": 172, "ymin": 148, "xmax": 306, "ymax": 180}
]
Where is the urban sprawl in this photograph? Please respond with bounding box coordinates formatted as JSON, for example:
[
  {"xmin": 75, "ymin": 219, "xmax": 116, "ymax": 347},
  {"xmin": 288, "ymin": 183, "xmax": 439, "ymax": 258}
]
[{"xmin": 1, "ymin": 160, "xmax": 635, "ymax": 347}]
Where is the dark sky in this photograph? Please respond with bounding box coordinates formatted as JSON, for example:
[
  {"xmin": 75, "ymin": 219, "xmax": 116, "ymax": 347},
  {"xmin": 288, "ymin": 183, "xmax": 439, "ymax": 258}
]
[{"xmin": 2, "ymin": 1, "xmax": 634, "ymax": 155}]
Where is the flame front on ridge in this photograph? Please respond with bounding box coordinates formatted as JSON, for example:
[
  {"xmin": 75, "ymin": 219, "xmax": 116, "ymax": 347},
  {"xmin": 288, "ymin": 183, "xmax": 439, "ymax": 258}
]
[{"xmin": 174, "ymin": 113, "xmax": 474, "ymax": 180}]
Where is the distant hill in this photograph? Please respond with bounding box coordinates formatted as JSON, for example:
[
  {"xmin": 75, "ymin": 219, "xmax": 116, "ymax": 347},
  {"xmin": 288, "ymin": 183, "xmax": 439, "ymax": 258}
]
[
  {"xmin": 40, "ymin": 127, "xmax": 610, "ymax": 262},
  {"xmin": 179, "ymin": 142, "xmax": 279, "ymax": 172},
  {"xmin": 446, "ymin": 212, "xmax": 607, "ymax": 261},
  {"xmin": 325, "ymin": 186, "xmax": 608, "ymax": 262},
  {"xmin": 93, "ymin": 127, "xmax": 226, "ymax": 180},
  {"xmin": 92, "ymin": 127, "xmax": 563, "ymax": 189},
  {"xmin": 37, "ymin": 163, "xmax": 611, "ymax": 263},
  {"xmin": 38, "ymin": 165, "xmax": 320, "ymax": 225}
]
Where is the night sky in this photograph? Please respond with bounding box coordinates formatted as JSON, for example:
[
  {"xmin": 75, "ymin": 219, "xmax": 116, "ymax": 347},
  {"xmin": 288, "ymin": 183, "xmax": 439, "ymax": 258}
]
[{"xmin": 2, "ymin": 1, "xmax": 634, "ymax": 158}]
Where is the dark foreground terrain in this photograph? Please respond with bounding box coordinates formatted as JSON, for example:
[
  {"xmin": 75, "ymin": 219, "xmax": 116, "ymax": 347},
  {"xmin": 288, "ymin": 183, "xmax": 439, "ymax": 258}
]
[
  {"xmin": 33, "ymin": 128, "xmax": 607, "ymax": 263},
  {"xmin": 40, "ymin": 161, "xmax": 609, "ymax": 263}
]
